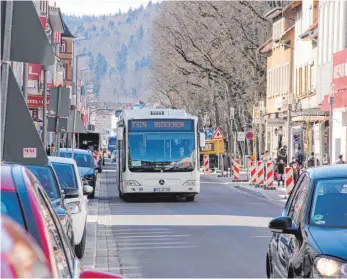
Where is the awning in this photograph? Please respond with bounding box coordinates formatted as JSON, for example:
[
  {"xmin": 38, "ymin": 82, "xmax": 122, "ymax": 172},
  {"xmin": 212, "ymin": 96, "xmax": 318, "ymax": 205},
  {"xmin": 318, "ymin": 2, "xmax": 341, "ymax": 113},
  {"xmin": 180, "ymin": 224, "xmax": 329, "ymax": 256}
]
[
  {"xmin": 291, "ymin": 115, "xmax": 329, "ymax": 122},
  {"xmin": 48, "ymin": 7, "xmax": 64, "ymax": 33},
  {"xmin": 1, "ymin": 1, "xmax": 54, "ymax": 65}
]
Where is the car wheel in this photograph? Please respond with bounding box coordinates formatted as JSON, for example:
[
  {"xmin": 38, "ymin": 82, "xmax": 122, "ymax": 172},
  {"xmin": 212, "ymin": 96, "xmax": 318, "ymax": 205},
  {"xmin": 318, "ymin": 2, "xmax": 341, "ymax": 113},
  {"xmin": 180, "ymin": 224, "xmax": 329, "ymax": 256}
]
[
  {"xmin": 75, "ymin": 225, "xmax": 86, "ymax": 259},
  {"xmin": 98, "ymin": 168, "xmax": 102, "ymax": 173},
  {"xmin": 186, "ymin": 195, "xmax": 195, "ymax": 202}
]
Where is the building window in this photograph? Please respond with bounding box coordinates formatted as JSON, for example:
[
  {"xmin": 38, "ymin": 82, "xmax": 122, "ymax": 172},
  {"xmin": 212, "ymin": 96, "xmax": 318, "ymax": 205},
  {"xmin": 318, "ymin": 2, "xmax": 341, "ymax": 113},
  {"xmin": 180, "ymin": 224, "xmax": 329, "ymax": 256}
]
[{"xmin": 60, "ymin": 40, "xmax": 66, "ymax": 53}]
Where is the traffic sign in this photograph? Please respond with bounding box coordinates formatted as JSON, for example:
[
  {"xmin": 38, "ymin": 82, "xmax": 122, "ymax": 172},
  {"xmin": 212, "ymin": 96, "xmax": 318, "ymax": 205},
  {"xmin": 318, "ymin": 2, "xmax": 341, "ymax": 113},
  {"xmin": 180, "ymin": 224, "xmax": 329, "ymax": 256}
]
[
  {"xmin": 237, "ymin": 132, "xmax": 245, "ymax": 142},
  {"xmin": 212, "ymin": 128, "xmax": 224, "ymax": 140},
  {"xmin": 205, "ymin": 128, "xmax": 214, "ymax": 139},
  {"xmin": 246, "ymin": 131, "xmax": 253, "ymax": 141}
]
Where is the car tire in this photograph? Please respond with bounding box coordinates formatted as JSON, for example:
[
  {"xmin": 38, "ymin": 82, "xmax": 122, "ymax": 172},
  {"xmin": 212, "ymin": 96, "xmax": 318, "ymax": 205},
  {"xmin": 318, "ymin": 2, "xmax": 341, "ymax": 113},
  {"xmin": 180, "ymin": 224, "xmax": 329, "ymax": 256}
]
[
  {"xmin": 123, "ymin": 194, "xmax": 131, "ymax": 202},
  {"xmin": 98, "ymin": 168, "xmax": 102, "ymax": 173},
  {"xmin": 186, "ymin": 195, "xmax": 195, "ymax": 202},
  {"xmin": 75, "ymin": 225, "xmax": 86, "ymax": 259}
]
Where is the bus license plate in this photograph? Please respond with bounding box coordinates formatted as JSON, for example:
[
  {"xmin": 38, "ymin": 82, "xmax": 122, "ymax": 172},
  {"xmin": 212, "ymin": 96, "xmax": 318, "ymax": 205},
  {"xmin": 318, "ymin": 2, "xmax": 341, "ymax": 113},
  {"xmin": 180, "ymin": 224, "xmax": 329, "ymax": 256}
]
[{"xmin": 154, "ymin": 188, "xmax": 170, "ymax": 192}]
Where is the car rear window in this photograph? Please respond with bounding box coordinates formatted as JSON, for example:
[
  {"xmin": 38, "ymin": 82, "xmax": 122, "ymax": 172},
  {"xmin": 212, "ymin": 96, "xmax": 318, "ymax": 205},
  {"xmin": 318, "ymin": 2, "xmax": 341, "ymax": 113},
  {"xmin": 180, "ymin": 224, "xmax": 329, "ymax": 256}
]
[
  {"xmin": 51, "ymin": 162, "xmax": 78, "ymax": 190},
  {"xmin": 60, "ymin": 152, "xmax": 93, "ymax": 168},
  {"xmin": 26, "ymin": 166, "xmax": 61, "ymax": 200},
  {"xmin": 1, "ymin": 191, "xmax": 25, "ymax": 228}
]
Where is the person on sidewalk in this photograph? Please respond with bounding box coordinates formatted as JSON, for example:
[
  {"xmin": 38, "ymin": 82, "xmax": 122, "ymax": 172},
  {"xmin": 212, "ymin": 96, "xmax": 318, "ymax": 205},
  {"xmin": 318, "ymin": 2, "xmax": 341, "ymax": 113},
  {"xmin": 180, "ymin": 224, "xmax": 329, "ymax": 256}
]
[
  {"xmin": 335, "ymin": 154, "xmax": 345, "ymax": 164},
  {"xmin": 307, "ymin": 152, "xmax": 320, "ymax": 168},
  {"xmin": 276, "ymin": 159, "xmax": 285, "ymax": 187},
  {"xmin": 295, "ymin": 147, "xmax": 304, "ymax": 168},
  {"xmin": 289, "ymin": 157, "xmax": 299, "ymax": 183}
]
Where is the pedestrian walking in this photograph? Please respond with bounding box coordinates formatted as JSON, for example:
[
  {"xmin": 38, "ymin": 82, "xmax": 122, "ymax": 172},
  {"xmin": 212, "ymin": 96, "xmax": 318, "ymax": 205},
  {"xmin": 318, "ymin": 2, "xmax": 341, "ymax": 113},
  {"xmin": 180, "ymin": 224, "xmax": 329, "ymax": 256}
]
[
  {"xmin": 46, "ymin": 144, "xmax": 51, "ymax": 156},
  {"xmin": 276, "ymin": 159, "xmax": 285, "ymax": 187},
  {"xmin": 335, "ymin": 154, "xmax": 345, "ymax": 164}
]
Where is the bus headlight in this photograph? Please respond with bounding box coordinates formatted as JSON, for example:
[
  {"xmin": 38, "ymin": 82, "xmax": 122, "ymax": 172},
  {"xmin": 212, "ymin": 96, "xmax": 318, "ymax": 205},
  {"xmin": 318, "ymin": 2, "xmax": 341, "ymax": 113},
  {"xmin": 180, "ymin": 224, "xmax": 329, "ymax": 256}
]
[
  {"xmin": 182, "ymin": 180, "xmax": 196, "ymax": 186},
  {"xmin": 123, "ymin": 180, "xmax": 141, "ymax": 186}
]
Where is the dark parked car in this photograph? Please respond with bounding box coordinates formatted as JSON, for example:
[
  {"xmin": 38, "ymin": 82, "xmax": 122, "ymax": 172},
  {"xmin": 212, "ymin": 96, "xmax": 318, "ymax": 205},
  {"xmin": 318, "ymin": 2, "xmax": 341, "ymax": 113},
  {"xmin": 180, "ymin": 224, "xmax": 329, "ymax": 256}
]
[
  {"xmin": 57, "ymin": 148, "xmax": 97, "ymax": 199},
  {"xmin": 266, "ymin": 165, "xmax": 347, "ymax": 278}
]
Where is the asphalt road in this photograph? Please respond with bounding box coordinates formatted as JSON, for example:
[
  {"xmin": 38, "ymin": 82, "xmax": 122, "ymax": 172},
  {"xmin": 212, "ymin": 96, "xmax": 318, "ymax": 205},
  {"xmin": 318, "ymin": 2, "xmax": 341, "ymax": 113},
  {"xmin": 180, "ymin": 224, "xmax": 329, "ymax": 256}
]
[{"xmin": 83, "ymin": 161, "xmax": 283, "ymax": 278}]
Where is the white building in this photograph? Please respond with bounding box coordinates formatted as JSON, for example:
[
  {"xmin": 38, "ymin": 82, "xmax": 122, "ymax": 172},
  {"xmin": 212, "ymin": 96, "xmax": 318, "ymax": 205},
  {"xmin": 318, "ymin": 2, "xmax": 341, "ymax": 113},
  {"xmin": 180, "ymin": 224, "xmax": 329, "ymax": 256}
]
[{"xmin": 316, "ymin": 0, "xmax": 347, "ymax": 162}]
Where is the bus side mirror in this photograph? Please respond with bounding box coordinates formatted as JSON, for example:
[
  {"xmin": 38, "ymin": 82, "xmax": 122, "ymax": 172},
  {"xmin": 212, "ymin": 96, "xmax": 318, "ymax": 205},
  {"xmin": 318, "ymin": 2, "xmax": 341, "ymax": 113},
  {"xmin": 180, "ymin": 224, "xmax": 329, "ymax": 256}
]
[
  {"xmin": 199, "ymin": 133, "xmax": 206, "ymax": 148},
  {"xmin": 117, "ymin": 127, "xmax": 124, "ymax": 141}
]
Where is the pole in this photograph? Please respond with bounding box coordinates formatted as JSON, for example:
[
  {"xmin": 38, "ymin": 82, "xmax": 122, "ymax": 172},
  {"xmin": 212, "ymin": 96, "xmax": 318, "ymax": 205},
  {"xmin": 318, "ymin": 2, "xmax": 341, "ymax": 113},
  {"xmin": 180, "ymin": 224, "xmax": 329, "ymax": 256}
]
[
  {"xmin": 42, "ymin": 66, "xmax": 48, "ymax": 149},
  {"xmin": 259, "ymin": 109, "xmax": 264, "ymax": 158},
  {"xmin": 22, "ymin": 63, "xmax": 28, "ymax": 102},
  {"xmin": 1, "ymin": 1, "xmax": 13, "ymax": 161},
  {"xmin": 329, "ymin": 95, "xmax": 334, "ymax": 164},
  {"xmin": 75, "ymin": 56, "xmax": 79, "ymax": 106},
  {"xmin": 55, "ymin": 87, "xmax": 62, "ymax": 156},
  {"xmin": 72, "ymin": 106, "xmax": 77, "ymax": 157},
  {"xmin": 287, "ymin": 105, "xmax": 292, "ymax": 163},
  {"xmin": 217, "ymin": 139, "xmax": 220, "ymax": 170}
]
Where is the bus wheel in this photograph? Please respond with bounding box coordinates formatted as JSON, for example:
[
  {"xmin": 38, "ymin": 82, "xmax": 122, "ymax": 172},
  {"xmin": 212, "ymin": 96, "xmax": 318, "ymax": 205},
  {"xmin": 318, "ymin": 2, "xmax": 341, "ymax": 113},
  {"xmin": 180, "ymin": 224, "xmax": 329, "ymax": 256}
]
[
  {"xmin": 119, "ymin": 190, "xmax": 124, "ymax": 200},
  {"xmin": 186, "ymin": 195, "xmax": 195, "ymax": 202}
]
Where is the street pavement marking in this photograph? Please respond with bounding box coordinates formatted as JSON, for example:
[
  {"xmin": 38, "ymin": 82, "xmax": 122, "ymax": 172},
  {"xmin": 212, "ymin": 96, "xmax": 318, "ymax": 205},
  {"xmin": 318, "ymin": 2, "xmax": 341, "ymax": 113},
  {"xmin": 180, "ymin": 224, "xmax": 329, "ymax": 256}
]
[
  {"xmin": 116, "ymin": 242, "xmax": 191, "ymax": 246},
  {"xmin": 252, "ymin": 235, "xmax": 272, "ymax": 238},
  {"xmin": 90, "ymin": 214, "xmax": 272, "ymax": 227},
  {"xmin": 118, "ymin": 245, "xmax": 198, "ymax": 250},
  {"xmin": 101, "ymin": 169, "xmax": 116, "ymax": 172},
  {"xmin": 200, "ymin": 182, "xmax": 229, "ymax": 184},
  {"xmin": 114, "ymin": 234, "xmax": 190, "ymax": 239},
  {"xmin": 113, "ymin": 231, "xmax": 178, "ymax": 235},
  {"xmin": 110, "ymin": 228, "xmax": 171, "ymax": 232}
]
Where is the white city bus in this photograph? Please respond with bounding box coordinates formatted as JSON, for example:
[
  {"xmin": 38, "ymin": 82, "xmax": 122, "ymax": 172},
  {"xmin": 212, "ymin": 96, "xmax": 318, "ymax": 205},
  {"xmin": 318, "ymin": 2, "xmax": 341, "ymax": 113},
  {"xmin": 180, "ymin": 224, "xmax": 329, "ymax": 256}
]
[{"xmin": 115, "ymin": 108, "xmax": 203, "ymax": 201}]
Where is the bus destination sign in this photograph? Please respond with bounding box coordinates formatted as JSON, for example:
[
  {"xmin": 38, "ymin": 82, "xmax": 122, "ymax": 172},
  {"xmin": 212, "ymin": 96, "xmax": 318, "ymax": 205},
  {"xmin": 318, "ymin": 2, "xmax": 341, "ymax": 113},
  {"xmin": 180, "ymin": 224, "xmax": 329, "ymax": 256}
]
[{"xmin": 129, "ymin": 119, "xmax": 194, "ymax": 132}]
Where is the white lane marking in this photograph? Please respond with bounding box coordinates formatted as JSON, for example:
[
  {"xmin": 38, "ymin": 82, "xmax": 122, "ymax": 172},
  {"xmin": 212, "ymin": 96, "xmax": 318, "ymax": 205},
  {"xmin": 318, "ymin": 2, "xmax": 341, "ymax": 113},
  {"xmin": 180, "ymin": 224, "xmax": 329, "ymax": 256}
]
[
  {"xmin": 89, "ymin": 214, "xmax": 272, "ymax": 227},
  {"xmin": 116, "ymin": 242, "xmax": 191, "ymax": 246},
  {"xmin": 108, "ymin": 228, "xmax": 171, "ymax": 232},
  {"xmin": 200, "ymin": 182, "xmax": 229, "ymax": 185},
  {"xmin": 114, "ymin": 234, "xmax": 190, "ymax": 239},
  {"xmin": 118, "ymin": 245, "xmax": 197, "ymax": 250},
  {"xmin": 252, "ymin": 235, "xmax": 272, "ymax": 238},
  {"xmin": 113, "ymin": 231, "xmax": 176, "ymax": 235}
]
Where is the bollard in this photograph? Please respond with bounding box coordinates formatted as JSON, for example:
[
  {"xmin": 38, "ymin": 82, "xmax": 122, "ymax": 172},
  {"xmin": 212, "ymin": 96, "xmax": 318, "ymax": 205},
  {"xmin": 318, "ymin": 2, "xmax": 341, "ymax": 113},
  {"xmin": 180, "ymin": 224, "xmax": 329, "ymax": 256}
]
[
  {"xmin": 232, "ymin": 159, "xmax": 240, "ymax": 181},
  {"xmin": 265, "ymin": 161, "xmax": 275, "ymax": 190},
  {"xmin": 249, "ymin": 160, "xmax": 257, "ymax": 184},
  {"xmin": 203, "ymin": 155, "xmax": 209, "ymax": 174},
  {"xmin": 285, "ymin": 167, "xmax": 294, "ymax": 197},
  {"xmin": 256, "ymin": 161, "xmax": 265, "ymax": 187}
]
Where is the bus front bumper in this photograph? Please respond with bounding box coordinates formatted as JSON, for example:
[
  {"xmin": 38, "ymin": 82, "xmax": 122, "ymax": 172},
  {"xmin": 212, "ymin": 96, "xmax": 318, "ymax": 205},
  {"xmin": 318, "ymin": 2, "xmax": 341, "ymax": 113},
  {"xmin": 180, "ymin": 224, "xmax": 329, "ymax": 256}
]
[{"xmin": 122, "ymin": 185, "xmax": 200, "ymax": 195}]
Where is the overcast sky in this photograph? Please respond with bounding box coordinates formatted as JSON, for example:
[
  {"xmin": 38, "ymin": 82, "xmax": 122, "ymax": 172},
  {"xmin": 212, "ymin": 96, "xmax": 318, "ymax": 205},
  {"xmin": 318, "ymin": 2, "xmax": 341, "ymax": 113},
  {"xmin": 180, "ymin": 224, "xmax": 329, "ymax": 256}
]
[{"xmin": 53, "ymin": 0, "xmax": 160, "ymax": 16}]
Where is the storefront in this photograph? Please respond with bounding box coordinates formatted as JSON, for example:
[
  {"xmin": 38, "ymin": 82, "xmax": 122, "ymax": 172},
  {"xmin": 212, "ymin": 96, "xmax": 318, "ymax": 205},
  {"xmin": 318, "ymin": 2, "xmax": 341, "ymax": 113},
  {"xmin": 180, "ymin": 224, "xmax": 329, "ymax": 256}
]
[{"xmin": 321, "ymin": 48, "xmax": 347, "ymax": 162}]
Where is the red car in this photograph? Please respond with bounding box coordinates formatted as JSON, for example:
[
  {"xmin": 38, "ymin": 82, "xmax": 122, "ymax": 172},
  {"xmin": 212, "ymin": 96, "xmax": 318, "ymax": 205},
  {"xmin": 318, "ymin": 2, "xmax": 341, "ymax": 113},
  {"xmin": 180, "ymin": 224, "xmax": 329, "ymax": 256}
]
[{"xmin": 1, "ymin": 164, "xmax": 122, "ymax": 278}]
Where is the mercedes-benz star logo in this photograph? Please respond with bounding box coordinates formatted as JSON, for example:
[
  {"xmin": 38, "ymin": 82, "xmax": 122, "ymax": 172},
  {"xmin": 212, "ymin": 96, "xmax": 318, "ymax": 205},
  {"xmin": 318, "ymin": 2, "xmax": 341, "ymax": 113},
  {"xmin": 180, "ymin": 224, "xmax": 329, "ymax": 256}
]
[{"xmin": 159, "ymin": 179, "xmax": 165, "ymax": 185}]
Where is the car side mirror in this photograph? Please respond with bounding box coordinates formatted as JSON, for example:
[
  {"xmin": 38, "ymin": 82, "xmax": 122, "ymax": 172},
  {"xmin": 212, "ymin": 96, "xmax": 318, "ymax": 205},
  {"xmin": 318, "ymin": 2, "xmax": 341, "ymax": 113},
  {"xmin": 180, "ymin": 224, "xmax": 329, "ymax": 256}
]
[
  {"xmin": 83, "ymin": 185, "xmax": 93, "ymax": 195},
  {"xmin": 64, "ymin": 189, "xmax": 79, "ymax": 199},
  {"xmin": 80, "ymin": 269, "xmax": 123, "ymax": 278},
  {"xmin": 268, "ymin": 216, "xmax": 298, "ymax": 234}
]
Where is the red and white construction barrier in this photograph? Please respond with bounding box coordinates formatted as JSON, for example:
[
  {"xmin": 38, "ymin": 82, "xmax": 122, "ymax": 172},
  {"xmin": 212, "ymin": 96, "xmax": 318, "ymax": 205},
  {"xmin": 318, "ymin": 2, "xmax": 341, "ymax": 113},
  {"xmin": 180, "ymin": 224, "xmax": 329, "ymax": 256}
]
[
  {"xmin": 256, "ymin": 161, "xmax": 265, "ymax": 187},
  {"xmin": 233, "ymin": 159, "xmax": 240, "ymax": 181},
  {"xmin": 203, "ymin": 154, "xmax": 209, "ymax": 173},
  {"xmin": 285, "ymin": 167, "xmax": 294, "ymax": 196},
  {"xmin": 265, "ymin": 161, "xmax": 275, "ymax": 189},
  {"xmin": 249, "ymin": 160, "xmax": 257, "ymax": 184}
]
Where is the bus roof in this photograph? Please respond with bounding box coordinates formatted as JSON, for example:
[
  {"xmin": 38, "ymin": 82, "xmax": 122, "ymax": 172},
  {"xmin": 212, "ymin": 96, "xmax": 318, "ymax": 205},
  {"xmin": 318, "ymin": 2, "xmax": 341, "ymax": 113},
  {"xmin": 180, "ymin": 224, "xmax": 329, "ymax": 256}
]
[{"xmin": 119, "ymin": 108, "xmax": 197, "ymax": 121}]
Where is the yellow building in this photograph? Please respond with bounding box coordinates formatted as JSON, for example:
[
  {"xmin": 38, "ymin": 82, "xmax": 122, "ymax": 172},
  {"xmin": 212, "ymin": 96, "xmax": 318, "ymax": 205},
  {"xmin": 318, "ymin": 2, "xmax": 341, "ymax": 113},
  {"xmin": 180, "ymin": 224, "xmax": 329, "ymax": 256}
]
[{"xmin": 259, "ymin": 7, "xmax": 295, "ymax": 158}]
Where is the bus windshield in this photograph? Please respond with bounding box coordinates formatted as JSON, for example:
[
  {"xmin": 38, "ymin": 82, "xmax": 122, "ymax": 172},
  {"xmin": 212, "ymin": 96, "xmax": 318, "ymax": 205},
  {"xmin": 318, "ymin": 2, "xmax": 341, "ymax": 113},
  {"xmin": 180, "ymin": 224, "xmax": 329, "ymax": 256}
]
[{"xmin": 128, "ymin": 119, "xmax": 196, "ymax": 172}]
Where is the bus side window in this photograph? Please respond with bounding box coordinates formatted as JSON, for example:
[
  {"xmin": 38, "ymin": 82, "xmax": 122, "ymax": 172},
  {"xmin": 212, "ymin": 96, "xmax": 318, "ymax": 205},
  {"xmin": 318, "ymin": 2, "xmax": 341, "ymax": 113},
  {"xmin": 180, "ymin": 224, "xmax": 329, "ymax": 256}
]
[{"xmin": 122, "ymin": 130, "xmax": 126, "ymax": 172}]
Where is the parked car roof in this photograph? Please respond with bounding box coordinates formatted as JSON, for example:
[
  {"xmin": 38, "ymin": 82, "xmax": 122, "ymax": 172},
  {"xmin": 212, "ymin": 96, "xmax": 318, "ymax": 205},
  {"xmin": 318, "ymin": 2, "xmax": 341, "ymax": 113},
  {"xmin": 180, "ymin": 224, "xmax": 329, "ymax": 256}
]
[
  {"xmin": 307, "ymin": 165, "xmax": 347, "ymax": 179},
  {"xmin": 49, "ymin": 156, "xmax": 76, "ymax": 164}
]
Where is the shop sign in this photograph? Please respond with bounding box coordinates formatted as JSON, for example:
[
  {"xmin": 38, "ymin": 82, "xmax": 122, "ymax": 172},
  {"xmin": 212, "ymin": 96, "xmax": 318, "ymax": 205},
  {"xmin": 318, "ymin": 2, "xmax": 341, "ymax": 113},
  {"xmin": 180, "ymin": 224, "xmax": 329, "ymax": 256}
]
[
  {"xmin": 266, "ymin": 119, "xmax": 286, "ymax": 127},
  {"xmin": 333, "ymin": 48, "xmax": 347, "ymax": 91},
  {"xmin": 27, "ymin": 95, "xmax": 50, "ymax": 109}
]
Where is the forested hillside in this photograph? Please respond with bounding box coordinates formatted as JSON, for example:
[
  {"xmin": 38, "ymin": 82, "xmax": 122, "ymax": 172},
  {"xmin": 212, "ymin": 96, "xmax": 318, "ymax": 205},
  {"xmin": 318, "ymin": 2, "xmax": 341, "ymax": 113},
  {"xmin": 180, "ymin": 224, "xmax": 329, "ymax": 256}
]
[{"xmin": 64, "ymin": 1, "xmax": 160, "ymax": 102}]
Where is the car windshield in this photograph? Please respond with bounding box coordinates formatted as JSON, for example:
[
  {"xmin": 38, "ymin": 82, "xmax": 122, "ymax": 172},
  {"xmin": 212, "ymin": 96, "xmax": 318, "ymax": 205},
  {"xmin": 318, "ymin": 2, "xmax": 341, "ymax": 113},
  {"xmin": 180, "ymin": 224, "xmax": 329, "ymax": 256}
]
[
  {"xmin": 1, "ymin": 191, "xmax": 25, "ymax": 227},
  {"xmin": 128, "ymin": 131, "xmax": 196, "ymax": 172},
  {"xmin": 60, "ymin": 152, "xmax": 93, "ymax": 168},
  {"xmin": 311, "ymin": 179, "xmax": 347, "ymax": 228},
  {"xmin": 26, "ymin": 166, "xmax": 61, "ymax": 200},
  {"xmin": 52, "ymin": 162, "xmax": 78, "ymax": 190}
]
